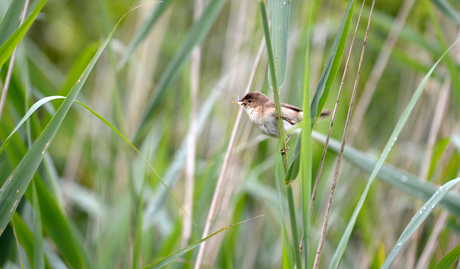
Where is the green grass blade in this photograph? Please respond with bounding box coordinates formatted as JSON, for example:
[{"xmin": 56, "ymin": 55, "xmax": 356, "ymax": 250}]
[
  {"xmin": 434, "ymin": 244, "xmax": 460, "ymax": 269},
  {"xmin": 118, "ymin": 0, "xmax": 175, "ymax": 69},
  {"xmin": 300, "ymin": 0, "xmax": 314, "ymax": 265},
  {"xmin": 311, "ymin": 131, "xmax": 460, "ymax": 217},
  {"xmin": 0, "ymin": 7, "xmax": 130, "ymax": 267},
  {"xmin": 381, "ymin": 178, "xmax": 460, "ymax": 269},
  {"xmin": 11, "ymin": 212, "xmax": 51, "ymax": 269},
  {"xmin": 134, "ymin": 0, "xmax": 227, "ymax": 141},
  {"xmin": 0, "ymin": 0, "xmax": 26, "ymax": 46},
  {"xmin": 431, "ymin": 0, "xmax": 460, "ymax": 25},
  {"xmin": 34, "ymin": 177, "xmax": 93, "ymax": 269},
  {"xmin": 142, "ymin": 217, "xmax": 261, "ymax": 269},
  {"xmin": 0, "ymin": 90, "xmax": 188, "ymax": 219},
  {"xmin": 310, "ymin": 0, "xmax": 355, "ymax": 123},
  {"xmin": 267, "ymin": 0, "xmax": 290, "ymax": 88},
  {"xmin": 260, "ymin": 1, "xmax": 301, "ymax": 267},
  {"xmin": 32, "ymin": 180, "xmax": 44, "ymax": 269},
  {"xmin": 275, "ymin": 152, "xmax": 294, "ymax": 268},
  {"xmin": 327, "ymin": 37, "xmax": 460, "ymax": 269},
  {"xmin": 0, "ymin": 0, "xmax": 47, "ymax": 68},
  {"xmin": 284, "ymin": 133, "xmax": 302, "ymax": 184}
]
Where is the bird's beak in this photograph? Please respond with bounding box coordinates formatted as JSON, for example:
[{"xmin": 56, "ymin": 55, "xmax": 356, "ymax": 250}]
[{"xmin": 232, "ymin": 99, "xmax": 245, "ymax": 105}]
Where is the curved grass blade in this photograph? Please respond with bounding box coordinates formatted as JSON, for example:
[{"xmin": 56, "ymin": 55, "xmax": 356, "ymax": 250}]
[
  {"xmin": 381, "ymin": 178, "xmax": 460, "ymax": 269},
  {"xmin": 0, "ymin": 0, "xmax": 47, "ymax": 68},
  {"xmin": 0, "ymin": 0, "xmax": 26, "ymax": 46},
  {"xmin": 0, "ymin": 92, "xmax": 191, "ymax": 223},
  {"xmin": 0, "ymin": 10, "xmax": 128, "ymax": 269},
  {"xmin": 267, "ymin": 0, "xmax": 290, "ymax": 88},
  {"xmin": 310, "ymin": 0, "xmax": 355, "ymax": 123},
  {"xmin": 0, "ymin": 96, "xmax": 65, "ymax": 155},
  {"xmin": 142, "ymin": 216, "xmax": 263, "ymax": 269},
  {"xmin": 434, "ymin": 244, "xmax": 460, "ymax": 269},
  {"xmin": 311, "ymin": 131, "xmax": 460, "ymax": 217},
  {"xmin": 118, "ymin": 0, "xmax": 175, "ymax": 70},
  {"xmin": 327, "ymin": 37, "xmax": 460, "ymax": 269},
  {"xmin": 134, "ymin": 0, "xmax": 227, "ymax": 141}
]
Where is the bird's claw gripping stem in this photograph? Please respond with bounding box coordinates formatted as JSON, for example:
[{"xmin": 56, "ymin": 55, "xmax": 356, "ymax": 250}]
[{"xmin": 280, "ymin": 147, "xmax": 290, "ymax": 154}]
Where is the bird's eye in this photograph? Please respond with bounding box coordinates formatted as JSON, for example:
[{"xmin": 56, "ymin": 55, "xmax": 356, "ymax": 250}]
[{"xmin": 248, "ymin": 100, "xmax": 252, "ymax": 103}]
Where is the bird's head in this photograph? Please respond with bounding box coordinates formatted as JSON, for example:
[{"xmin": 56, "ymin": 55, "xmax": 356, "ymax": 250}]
[{"xmin": 232, "ymin": 91, "xmax": 270, "ymax": 109}]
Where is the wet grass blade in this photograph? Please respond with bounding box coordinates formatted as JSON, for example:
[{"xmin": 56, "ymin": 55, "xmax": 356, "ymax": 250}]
[
  {"xmin": 381, "ymin": 178, "xmax": 460, "ymax": 269},
  {"xmin": 0, "ymin": 0, "xmax": 47, "ymax": 68},
  {"xmin": 134, "ymin": 0, "xmax": 226, "ymax": 141},
  {"xmin": 327, "ymin": 36, "xmax": 460, "ymax": 269},
  {"xmin": 310, "ymin": 0, "xmax": 355, "ymax": 123}
]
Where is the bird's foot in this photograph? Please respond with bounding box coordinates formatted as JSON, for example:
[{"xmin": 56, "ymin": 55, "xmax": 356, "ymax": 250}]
[
  {"xmin": 280, "ymin": 147, "xmax": 290, "ymax": 154},
  {"xmin": 274, "ymin": 113, "xmax": 296, "ymax": 125}
]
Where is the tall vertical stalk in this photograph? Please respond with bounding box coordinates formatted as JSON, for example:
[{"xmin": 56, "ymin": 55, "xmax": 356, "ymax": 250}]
[
  {"xmin": 300, "ymin": 0, "xmax": 315, "ymax": 266},
  {"xmin": 259, "ymin": 1, "xmax": 301, "ymax": 268}
]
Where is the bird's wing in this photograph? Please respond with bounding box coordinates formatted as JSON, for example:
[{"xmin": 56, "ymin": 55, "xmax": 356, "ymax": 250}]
[
  {"xmin": 265, "ymin": 100, "xmax": 302, "ymax": 124},
  {"xmin": 265, "ymin": 100, "xmax": 303, "ymax": 112}
]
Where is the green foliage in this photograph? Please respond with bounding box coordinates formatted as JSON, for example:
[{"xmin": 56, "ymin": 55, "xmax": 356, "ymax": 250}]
[
  {"xmin": 434, "ymin": 244, "xmax": 460, "ymax": 269},
  {"xmin": 1, "ymin": 0, "xmax": 460, "ymax": 268}
]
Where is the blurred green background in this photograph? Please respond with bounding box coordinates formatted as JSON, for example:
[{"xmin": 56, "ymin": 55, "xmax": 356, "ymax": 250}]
[{"xmin": 1, "ymin": 0, "xmax": 460, "ymax": 268}]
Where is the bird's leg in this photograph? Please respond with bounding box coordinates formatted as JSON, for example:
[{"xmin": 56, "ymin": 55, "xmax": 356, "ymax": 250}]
[
  {"xmin": 280, "ymin": 147, "xmax": 290, "ymax": 154},
  {"xmin": 286, "ymin": 133, "xmax": 292, "ymax": 143}
]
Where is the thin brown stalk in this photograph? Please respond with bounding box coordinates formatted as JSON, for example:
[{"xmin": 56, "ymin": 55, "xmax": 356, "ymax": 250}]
[
  {"xmin": 194, "ymin": 39, "xmax": 265, "ymax": 269},
  {"xmin": 181, "ymin": 0, "xmax": 203, "ymax": 249},
  {"xmin": 313, "ymin": 1, "xmax": 375, "ymax": 268},
  {"xmin": 415, "ymin": 210, "xmax": 449, "ymax": 268},
  {"xmin": 408, "ymin": 78, "xmax": 451, "ymax": 267},
  {"xmin": 349, "ymin": 0, "xmax": 416, "ymax": 141},
  {"xmin": 310, "ymin": 0, "xmax": 366, "ymax": 216},
  {"xmin": 0, "ymin": 0, "xmax": 30, "ymax": 123},
  {"xmin": 206, "ymin": 0, "xmax": 252, "ymax": 262},
  {"xmin": 420, "ymin": 78, "xmax": 450, "ymax": 180}
]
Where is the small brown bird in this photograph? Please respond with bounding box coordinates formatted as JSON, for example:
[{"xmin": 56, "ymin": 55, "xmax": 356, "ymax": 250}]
[{"xmin": 233, "ymin": 91, "xmax": 328, "ymax": 140}]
